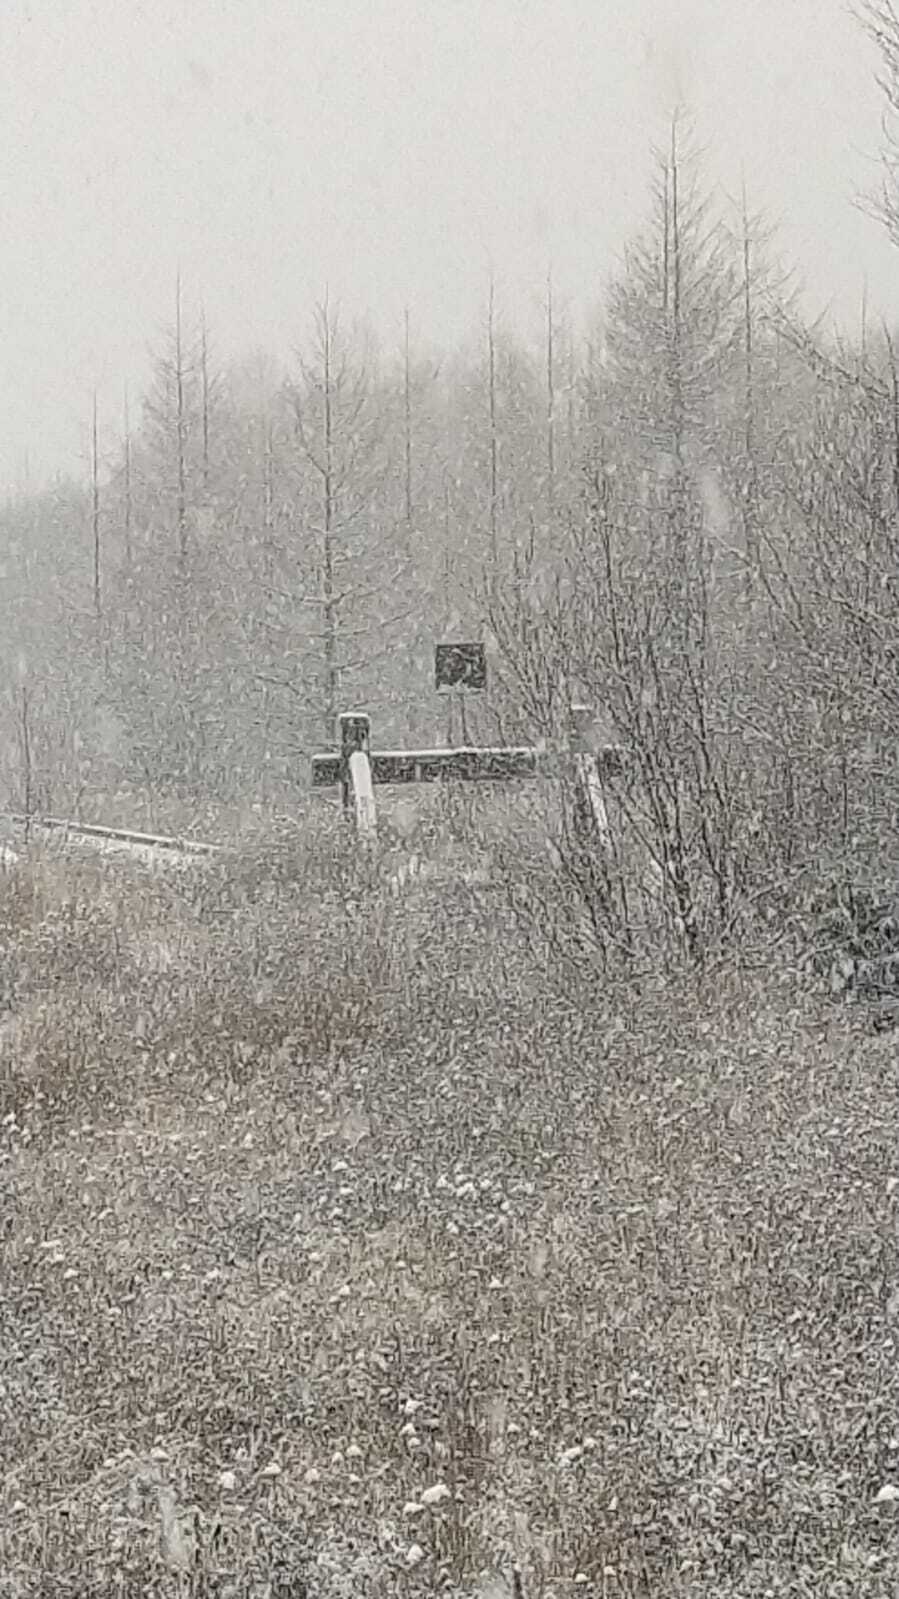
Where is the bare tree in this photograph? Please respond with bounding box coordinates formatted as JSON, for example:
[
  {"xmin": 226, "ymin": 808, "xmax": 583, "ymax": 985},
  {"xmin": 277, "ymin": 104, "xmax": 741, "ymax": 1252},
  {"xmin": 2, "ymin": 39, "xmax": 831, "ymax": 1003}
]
[
  {"xmin": 200, "ymin": 307, "xmax": 211, "ymax": 495},
  {"xmin": 487, "ymin": 275, "xmax": 499, "ymax": 571},
  {"xmin": 174, "ymin": 272, "xmax": 188, "ymax": 567},
  {"xmin": 284, "ymin": 296, "xmax": 402, "ymax": 744},
  {"xmin": 121, "ymin": 387, "xmax": 133, "ymax": 573},
  {"xmin": 90, "ymin": 391, "xmax": 101, "ymax": 619},
  {"xmin": 403, "ymin": 307, "xmax": 414, "ymax": 530},
  {"xmin": 18, "ymin": 680, "xmax": 33, "ymax": 837},
  {"xmin": 857, "ymin": 2, "xmax": 899, "ymax": 243},
  {"xmin": 141, "ymin": 272, "xmax": 198, "ymax": 570},
  {"xmin": 545, "ymin": 269, "xmax": 556, "ymax": 514}
]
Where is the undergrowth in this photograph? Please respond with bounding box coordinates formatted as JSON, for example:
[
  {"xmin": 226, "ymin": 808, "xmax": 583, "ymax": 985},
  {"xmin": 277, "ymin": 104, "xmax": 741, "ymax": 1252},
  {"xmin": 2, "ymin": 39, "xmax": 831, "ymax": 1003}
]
[{"xmin": 1, "ymin": 833, "xmax": 898, "ymax": 1597}]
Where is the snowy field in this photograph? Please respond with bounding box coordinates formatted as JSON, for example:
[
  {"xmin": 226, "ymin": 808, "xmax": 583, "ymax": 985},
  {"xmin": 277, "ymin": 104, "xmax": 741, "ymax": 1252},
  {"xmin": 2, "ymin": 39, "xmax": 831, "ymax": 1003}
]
[{"xmin": 2, "ymin": 841, "xmax": 899, "ymax": 1596}]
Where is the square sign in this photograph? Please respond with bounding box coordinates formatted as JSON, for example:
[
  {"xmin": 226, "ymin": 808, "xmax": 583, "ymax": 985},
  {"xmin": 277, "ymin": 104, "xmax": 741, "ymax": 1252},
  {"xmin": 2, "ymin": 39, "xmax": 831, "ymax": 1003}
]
[{"xmin": 435, "ymin": 641, "xmax": 487, "ymax": 693}]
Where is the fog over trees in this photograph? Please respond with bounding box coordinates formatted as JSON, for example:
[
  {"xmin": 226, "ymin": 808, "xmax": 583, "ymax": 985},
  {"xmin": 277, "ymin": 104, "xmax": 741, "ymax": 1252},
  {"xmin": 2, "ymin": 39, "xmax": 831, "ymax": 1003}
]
[{"xmin": 5, "ymin": 7, "xmax": 899, "ymax": 964}]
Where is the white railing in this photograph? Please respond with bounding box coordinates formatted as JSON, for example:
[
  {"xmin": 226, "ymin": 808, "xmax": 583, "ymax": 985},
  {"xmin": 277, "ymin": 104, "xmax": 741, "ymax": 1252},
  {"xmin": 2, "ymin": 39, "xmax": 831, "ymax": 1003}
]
[{"xmin": 3, "ymin": 812, "xmax": 222, "ymax": 859}]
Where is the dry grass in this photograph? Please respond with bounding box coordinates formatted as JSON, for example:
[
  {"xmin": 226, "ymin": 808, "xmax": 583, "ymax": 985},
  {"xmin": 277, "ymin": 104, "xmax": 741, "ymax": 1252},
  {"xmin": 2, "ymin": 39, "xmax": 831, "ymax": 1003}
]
[{"xmin": 1, "ymin": 834, "xmax": 899, "ymax": 1597}]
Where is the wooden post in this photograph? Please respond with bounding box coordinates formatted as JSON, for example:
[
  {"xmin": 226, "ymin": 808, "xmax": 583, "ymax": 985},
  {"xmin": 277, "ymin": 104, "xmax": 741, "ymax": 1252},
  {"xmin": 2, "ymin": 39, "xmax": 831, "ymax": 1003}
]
[
  {"xmin": 569, "ymin": 704, "xmax": 593, "ymax": 754},
  {"xmin": 570, "ymin": 703, "xmax": 612, "ymax": 852},
  {"xmin": 339, "ymin": 712, "xmax": 371, "ymax": 817}
]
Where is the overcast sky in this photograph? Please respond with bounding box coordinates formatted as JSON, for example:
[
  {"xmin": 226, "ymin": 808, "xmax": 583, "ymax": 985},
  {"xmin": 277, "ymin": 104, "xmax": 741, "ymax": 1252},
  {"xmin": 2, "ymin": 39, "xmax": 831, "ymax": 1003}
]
[{"xmin": 1, "ymin": 0, "xmax": 897, "ymax": 492}]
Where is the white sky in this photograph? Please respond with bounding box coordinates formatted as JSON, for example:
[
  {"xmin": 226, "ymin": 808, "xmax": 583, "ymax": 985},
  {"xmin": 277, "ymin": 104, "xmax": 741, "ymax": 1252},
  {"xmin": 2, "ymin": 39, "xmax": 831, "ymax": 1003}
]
[{"xmin": 1, "ymin": 0, "xmax": 896, "ymax": 491}]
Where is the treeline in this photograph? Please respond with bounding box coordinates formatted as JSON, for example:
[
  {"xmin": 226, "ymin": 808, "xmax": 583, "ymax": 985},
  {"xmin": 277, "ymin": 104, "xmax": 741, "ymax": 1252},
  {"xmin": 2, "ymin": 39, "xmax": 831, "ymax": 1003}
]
[{"xmin": 5, "ymin": 77, "xmax": 899, "ymax": 961}]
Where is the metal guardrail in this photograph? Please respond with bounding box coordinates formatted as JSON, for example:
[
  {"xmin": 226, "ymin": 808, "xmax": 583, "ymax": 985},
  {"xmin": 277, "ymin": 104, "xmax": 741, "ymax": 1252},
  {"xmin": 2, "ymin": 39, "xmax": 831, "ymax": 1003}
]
[{"xmin": 3, "ymin": 813, "xmax": 223, "ymax": 858}]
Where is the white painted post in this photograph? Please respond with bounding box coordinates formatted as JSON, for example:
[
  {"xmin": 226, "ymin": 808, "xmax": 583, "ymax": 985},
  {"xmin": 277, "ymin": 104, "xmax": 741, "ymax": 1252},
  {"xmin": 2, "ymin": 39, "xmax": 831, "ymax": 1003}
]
[
  {"xmin": 349, "ymin": 748, "xmax": 377, "ymax": 840},
  {"xmin": 339, "ymin": 712, "xmax": 370, "ymax": 815},
  {"xmin": 338, "ymin": 712, "xmax": 377, "ymax": 840}
]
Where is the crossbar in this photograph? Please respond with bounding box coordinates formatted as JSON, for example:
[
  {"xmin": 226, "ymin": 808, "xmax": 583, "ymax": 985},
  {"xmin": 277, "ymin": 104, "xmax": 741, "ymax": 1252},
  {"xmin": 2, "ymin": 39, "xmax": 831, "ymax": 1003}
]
[
  {"xmin": 4, "ymin": 812, "xmax": 222, "ymax": 856},
  {"xmin": 312, "ymin": 742, "xmax": 625, "ymax": 789}
]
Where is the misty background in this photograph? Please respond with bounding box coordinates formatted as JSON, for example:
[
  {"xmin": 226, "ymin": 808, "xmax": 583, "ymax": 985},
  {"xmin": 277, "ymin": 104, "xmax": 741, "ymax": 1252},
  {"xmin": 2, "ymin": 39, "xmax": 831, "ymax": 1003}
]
[
  {"xmin": 7, "ymin": 0, "xmax": 899, "ymax": 913},
  {"xmin": 1, "ymin": 0, "xmax": 895, "ymax": 490}
]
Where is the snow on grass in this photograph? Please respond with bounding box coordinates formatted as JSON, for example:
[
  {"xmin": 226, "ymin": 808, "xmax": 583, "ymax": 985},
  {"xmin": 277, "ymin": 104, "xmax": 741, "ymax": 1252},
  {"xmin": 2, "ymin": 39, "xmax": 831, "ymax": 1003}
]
[{"xmin": 1, "ymin": 849, "xmax": 899, "ymax": 1592}]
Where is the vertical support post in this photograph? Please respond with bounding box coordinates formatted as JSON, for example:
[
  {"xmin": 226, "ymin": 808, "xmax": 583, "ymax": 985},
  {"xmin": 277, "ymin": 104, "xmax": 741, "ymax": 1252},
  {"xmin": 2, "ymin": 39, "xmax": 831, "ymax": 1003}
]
[
  {"xmin": 569, "ymin": 703, "xmax": 612, "ymax": 852},
  {"xmin": 569, "ymin": 704, "xmax": 593, "ymax": 754},
  {"xmin": 339, "ymin": 712, "xmax": 371, "ymax": 818},
  {"xmin": 458, "ymin": 689, "xmax": 469, "ymax": 746},
  {"xmin": 349, "ymin": 749, "xmax": 378, "ymax": 840}
]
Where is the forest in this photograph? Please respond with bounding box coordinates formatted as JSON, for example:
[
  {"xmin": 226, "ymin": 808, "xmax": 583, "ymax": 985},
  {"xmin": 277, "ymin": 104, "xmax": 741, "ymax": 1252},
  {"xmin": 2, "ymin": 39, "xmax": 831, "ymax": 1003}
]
[{"xmin": 5, "ymin": 96, "xmax": 899, "ymax": 974}]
